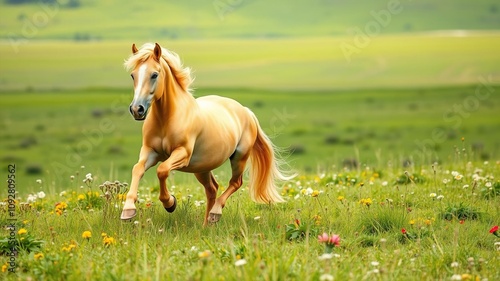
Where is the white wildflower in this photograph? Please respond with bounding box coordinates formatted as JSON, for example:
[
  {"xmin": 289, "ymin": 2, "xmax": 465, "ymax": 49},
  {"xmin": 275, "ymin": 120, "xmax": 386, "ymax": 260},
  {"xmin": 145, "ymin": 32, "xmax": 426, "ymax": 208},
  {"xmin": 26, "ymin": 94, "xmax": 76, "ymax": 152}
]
[
  {"xmin": 443, "ymin": 179, "xmax": 450, "ymax": 184},
  {"xmin": 319, "ymin": 274, "xmax": 334, "ymax": 281},
  {"xmin": 27, "ymin": 194, "xmax": 37, "ymax": 203},
  {"xmin": 37, "ymin": 191, "xmax": 46, "ymax": 199},
  {"xmin": 451, "ymin": 171, "xmax": 459, "ymax": 177},
  {"xmin": 194, "ymin": 200, "xmax": 205, "ymax": 207},
  {"xmin": 450, "ymin": 261, "xmax": 459, "ymax": 268},
  {"xmin": 462, "ymin": 184, "xmax": 469, "ymax": 189},
  {"xmin": 381, "ymin": 181, "xmax": 388, "ymax": 187},
  {"xmin": 371, "ymin": 261, "xmax": 379, "ymax": 267},
  {"xmin": 254, "ymin": 216, "xmax": 261, "ymax": 221},
  {"xmin": 35, "ymin": 179, "xmax": 42, "ymax": 184},
  {"xmin": 485, "ymin": 182, "xmax": 492, "ymax": 188},
  {"xmin": 429, "ymin": 193, "xmax": 437, "ymax": 198},
  {"xmin": 450, "ymin": 274, "xmax": 462, "ymax": 280},
  {"xmin": 235, "ymin": 259, "xmax": 247, "ymax": 267},
  {"xmin": 59, "ymin": 191, "xmax": 67, "ymax": 197},
  {"xmin": 436, "ymin": 195, "xmax": 444, "ymax": 200}
]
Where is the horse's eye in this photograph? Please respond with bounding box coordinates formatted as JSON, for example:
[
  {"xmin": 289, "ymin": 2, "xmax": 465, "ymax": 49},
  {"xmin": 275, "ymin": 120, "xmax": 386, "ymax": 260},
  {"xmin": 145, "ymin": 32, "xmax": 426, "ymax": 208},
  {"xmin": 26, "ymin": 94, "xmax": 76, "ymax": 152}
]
[
  {"xmin": 130, "ymin": 74, "xmax": 134, "ymax": 80},
  {"xmin": 151, "ymin": 73, "xmax": 158, "ymax": 79}
]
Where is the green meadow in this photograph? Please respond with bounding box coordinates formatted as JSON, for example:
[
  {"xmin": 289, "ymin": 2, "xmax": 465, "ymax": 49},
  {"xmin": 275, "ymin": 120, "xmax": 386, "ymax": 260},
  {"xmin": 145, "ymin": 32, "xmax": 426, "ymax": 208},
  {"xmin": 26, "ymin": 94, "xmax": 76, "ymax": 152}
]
[{"xmin": 1, "ymin": 0, "xmax": 500, "ymax": 280}]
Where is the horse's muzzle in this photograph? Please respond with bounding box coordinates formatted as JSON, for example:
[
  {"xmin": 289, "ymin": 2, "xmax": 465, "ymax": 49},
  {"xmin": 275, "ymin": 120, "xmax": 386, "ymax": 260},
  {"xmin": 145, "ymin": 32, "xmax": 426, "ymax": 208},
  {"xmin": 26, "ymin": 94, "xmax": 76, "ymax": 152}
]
[{"xmin": 129, "ymin": 104, "xmax": 148, "ymax": 120}]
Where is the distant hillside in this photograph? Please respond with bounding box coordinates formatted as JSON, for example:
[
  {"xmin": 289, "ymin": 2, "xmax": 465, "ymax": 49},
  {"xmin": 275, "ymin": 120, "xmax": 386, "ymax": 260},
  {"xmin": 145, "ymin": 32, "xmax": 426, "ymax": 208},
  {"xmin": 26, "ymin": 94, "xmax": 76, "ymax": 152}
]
[{"xmin": 0, "ymin": 0, "xmax": 499, "ymax": 40}]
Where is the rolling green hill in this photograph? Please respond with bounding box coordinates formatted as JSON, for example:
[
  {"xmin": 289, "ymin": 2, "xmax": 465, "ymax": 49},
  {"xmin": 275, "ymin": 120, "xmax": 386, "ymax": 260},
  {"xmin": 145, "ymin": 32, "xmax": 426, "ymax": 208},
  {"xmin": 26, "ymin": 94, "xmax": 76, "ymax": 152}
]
[{"xmin": 0, "ymin": 0, "xmax": 499, "ymax": 41}]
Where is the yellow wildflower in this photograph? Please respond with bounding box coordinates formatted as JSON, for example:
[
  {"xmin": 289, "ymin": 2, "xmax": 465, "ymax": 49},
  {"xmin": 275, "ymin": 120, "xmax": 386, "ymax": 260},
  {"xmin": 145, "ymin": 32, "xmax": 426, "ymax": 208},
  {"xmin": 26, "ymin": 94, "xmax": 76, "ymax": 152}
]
[
  {"xmin": 82, "ymin": 230, "xmax": 92, "ymax": 239},
  {"xmin": 337, "ymin": 196, "xmax": 345, "ymax": 201},
  {"xmin": 311, "ymin": 190, "xmax": 320, "ymax": 197},
  {"xmin": 17, "ymin": 228, "xmax": 27, "ymax": 235},
  {"xmin": 424, "ymin": 219, "xmax": 432, "ymax": 226},
  {"xmin": 1, "ymin": 264, "xmax": 7, "ymax": 273},
  {"xmin": 359, "ymin": 198, "xmax": 372, "ymax": 207},
  {"xmin": 101, "ymin": 232, "xmax": 108, "ymax": 238},
  {"xmin": 198, "ymin": 250, "xmax": 211, "ymax": 259},
  {"xmin": 22, "ymin": 220, "xmax": 29, "ymax": 225},
  {"xmin": 77, "ymin": 194, "xmax": 85, "ymax": 200},
  {"xmin": 409, "ymin": 219, "xmax": 416, "ymax": 225},
  {"xmin": 34, "ymin": 253, "xmax": 44, "ymax": 260},
  {"xmin": 103, "ymin": 236, "xmax": 116, "ymax": 246}
]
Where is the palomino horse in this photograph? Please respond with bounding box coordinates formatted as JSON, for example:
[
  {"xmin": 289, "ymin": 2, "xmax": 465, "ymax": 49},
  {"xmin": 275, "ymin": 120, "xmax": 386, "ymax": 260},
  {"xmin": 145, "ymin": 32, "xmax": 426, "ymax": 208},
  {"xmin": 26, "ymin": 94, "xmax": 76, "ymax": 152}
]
[{"xmin": 121, "ymin": 43, "xmax": 291, "ymax": 225}]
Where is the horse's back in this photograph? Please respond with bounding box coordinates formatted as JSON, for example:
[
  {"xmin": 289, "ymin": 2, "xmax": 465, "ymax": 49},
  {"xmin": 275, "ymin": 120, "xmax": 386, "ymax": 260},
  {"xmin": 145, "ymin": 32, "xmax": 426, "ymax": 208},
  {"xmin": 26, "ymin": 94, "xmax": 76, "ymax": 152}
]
[{"xmin": 196, "ymin": 95, "xmax": 254, "ymax": 124}]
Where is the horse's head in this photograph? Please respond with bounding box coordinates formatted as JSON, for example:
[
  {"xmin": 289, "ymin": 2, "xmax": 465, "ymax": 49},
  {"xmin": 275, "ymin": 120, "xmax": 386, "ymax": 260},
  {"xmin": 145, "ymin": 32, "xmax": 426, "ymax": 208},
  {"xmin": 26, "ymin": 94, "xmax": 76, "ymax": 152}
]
[{"xmin": 127, "ymin": 43, "xmax": 164, "ymax": 121}]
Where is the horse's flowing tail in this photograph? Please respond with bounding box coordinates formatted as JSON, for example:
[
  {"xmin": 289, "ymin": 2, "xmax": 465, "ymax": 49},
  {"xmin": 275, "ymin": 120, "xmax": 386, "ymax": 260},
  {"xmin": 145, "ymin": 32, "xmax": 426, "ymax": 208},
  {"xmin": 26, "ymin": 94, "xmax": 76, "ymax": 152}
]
[{"xmin": 248, "ymin": 122, "xmax": 294, "ymax": 204}]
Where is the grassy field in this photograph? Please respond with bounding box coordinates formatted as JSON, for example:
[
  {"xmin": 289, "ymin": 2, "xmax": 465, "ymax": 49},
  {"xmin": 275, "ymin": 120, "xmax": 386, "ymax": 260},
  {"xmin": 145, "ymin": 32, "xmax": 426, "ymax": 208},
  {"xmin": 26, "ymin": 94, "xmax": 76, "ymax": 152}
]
[
  {"xmin": 1, "ymin": 34, "xmax": 500, "ymax": 90},
  {"xmin": 0, "ymin": 145, "xmax": 499, "ymax": 280},
  {"xmin": 1, "ymin": 2, "xmax": 500, "ymax": 278},
  {"xmin": 1, "ymin": 0, "xmax": 499, "ymax": 40}
]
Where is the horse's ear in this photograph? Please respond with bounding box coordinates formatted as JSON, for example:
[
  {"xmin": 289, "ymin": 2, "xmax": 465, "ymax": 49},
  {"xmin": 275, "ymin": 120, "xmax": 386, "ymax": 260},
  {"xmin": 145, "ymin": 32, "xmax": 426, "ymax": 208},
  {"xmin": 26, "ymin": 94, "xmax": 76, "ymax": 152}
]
[
  {"xmin": 153, "ymin": 43, "xmax": 162, "ymax": 62},
  {"xmin": 132, "ymin": 44, "xmax": 138, "ymax": 54}
]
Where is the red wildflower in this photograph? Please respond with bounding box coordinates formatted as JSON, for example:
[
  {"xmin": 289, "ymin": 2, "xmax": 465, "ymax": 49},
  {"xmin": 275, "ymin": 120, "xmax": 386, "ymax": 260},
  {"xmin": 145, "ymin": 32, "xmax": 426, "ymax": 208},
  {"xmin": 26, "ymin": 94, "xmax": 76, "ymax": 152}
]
[
  {"xmin": 490, "ymin": 225, "xmax": 499, "ymax": 233},
  {"xmin": 490, "ymin": 226, "xmax": 499, "ymax": 237},
  {"xmin": 401, "ymin": 228, "xmax": 407, "ymax": 235}
]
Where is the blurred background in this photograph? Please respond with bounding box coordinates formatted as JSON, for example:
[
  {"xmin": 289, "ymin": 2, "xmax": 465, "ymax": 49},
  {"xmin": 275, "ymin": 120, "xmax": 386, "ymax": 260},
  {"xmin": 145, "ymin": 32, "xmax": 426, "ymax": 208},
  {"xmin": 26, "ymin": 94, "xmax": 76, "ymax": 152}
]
[{"xmin": 0, "ymin": 0, "xmax": 499, "ymax": 192}]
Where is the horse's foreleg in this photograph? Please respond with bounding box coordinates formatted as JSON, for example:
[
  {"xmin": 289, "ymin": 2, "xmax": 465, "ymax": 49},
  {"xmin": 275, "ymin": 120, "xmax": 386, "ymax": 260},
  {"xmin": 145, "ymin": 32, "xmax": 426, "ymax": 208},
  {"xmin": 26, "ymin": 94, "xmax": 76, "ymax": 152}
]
[
  {"xmin": 157, "ymin": 147, "xmax": 191, "ymax": 212},
  {"xmin": 121, "ymin": 147, "xmax": 157, "ymax": 220}
]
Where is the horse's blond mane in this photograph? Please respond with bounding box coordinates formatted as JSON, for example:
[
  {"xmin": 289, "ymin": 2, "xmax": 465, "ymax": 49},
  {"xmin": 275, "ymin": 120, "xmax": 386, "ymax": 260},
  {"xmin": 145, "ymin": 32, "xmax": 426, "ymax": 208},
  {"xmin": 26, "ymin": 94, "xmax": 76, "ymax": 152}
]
[{"xmin": 124, "ymin": 43, "xmax": 193, "ymax": 93}]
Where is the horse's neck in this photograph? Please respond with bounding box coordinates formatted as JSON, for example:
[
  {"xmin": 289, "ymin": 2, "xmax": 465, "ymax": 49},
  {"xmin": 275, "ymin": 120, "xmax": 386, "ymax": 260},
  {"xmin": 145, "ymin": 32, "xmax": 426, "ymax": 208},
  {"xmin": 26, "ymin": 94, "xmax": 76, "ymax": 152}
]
[{"xmin": 152, "ymin": 88, "xmax": 196, "ymax": 123}]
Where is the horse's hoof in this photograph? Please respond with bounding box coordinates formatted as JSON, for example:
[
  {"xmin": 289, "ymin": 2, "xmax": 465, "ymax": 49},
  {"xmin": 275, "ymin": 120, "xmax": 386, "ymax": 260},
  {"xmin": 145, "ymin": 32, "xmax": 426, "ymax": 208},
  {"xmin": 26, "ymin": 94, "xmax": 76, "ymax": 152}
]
[
  {"xmin": 164, "ymin": 195, "xmax": 177, "ymax": 213},
  {"xmin": 120, "ymin": 209, "xmax": 137, "ymax": 220},
  {"xmin": 208, "ymin": 212, "xmax": 222, "ymax": 224}
]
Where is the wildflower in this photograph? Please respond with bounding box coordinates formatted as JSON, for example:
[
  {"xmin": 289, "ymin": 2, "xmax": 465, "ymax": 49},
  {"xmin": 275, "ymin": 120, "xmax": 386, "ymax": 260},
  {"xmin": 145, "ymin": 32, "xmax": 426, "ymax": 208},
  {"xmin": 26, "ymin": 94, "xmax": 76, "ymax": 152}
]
[
  {"xmin": 103, "ymin": 236, "xmax": 116, "ymax": 246},
  {"xmin": 61, "ymin": 244, "xmax": 76, "ymax": 252},
  {"xmin": 401, "ymin": 228, "xmax": 407, "ymax": 235},
  {"xmin": 254, "ymin": 216, "xmax": 261, "ymax": 221},
  {"xmin": 18, "ymin": 228, "xmax": 27, "ymax": 235},
  {"xmin": 36, "ymin": 179, "xmax": 42, "ymax": 184},
  {"xmin": 451, "ymin": 171, "xmax": 459, "ymax": 177},
  {"xmin": 318, "ymin": 232, "xmax": 340, "ymax": 253},
  {"xmin": 1, "ymin": 264, "xmax": 7, "ymax": 273},
  {"xmin": 301, "ymin": 188, "xmax": 313, "ymax": 196},
  {"xmin": 235, "ymin": 259, "xmax": 247, "ymax": 267},
  {"xmin": 450, "ymin": 274, "xmax": 462, "ymax": 280},
  {"xmin": 450, "ymin": 261, "xmax": 459, "ymax": 268},
  {"xmin": 443, "ymin": 179, "xmax": 450, "ymax": 184},
  {"xmin": 409, "ymin": 220, "xmax": 415, "ymax": 225},
  {"xmin": 83, "ymin": 173, "xmax": 93, "ymax": 184},
  {"xmin": 37, "ymin": 191, "xmax": 46, "ymax": 199},
  {"xmin": 359, "ymin": 198, "xmax": 372, "ymax": 207},
  {"xmin": 82, "ymin": 230, "xmax": 92, "ymax": 239},
  {"xmin": 381, "ymin": 181, "xmax": 388, "ymax": 187},
  {"xmin": 311, "ymin": 190, "xmax": 320, "ymax": 197},
  {"xmin": 34, "ymin": 253, "xmax": 44, "ymax": 260},
  {"xmin": 436, "ymin": 195, "xmax": 444, "ymax": 200},
  {"xmin": 337, "ymin": 195, "xmax": 345, "ymax": 201},
  {"xmin": 485, "ymin": 182, "xmax": 492, "ymax": 188},
  {"xmin": 454, "ymin": 174, "xmax": 463, "ymax": 181},
  {"xmin": 371, "ymin": 261, "xmax": 379, "ymax": 267},
  {"xmin": 27, "ymin": 194, "xmax": 37, "ymax": 203},
  {"xmin": 198, "ymin": 250, "xmax": 211, "ymax": 259},
  {"xmin": 77, "ymin": 194, "xmax": 85, "ymax": 200},
  {"xmin": 495, "ymin": 241, "xmax": 500, "ymax": 251},
  {"xmin": 489, "ymin": 225, "xmax": 499, "ymax": 237},
  {"xmin": 462, "ymin": 184, "xmax": 469, "ymax": 189},
  {"xmin": 59, "ymin": 191, "xmax": 67, "ymax": 196},
  {"xmin": 319, "ymin": 274, "xmax": 334, "ymax": 281},
  {"xmin": 22, "ymin": 220, "xmax": 29, "ymax": 225},
  {"xmin": 194, "ymin": 200, "xmax": 205, "ymax": 207},
  {"xmin": 429, "ymin": 193, "xmax": 437, "ymax": 198},
  {"xmin": 424, "ymin": 219, "xmax": 432, "ymax": 226}
]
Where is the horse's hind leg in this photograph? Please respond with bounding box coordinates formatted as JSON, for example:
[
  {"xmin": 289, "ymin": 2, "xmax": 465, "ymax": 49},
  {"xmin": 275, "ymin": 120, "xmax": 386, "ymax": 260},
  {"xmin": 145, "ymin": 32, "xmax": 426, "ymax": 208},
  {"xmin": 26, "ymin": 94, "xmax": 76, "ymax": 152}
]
[
  {"xmin": 208, "ymin": 148, "xmax": 250, "ymax": 224},
  {"xmin": 194, "ymin": 172, "xmax": 219, "ymax": 226}
]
